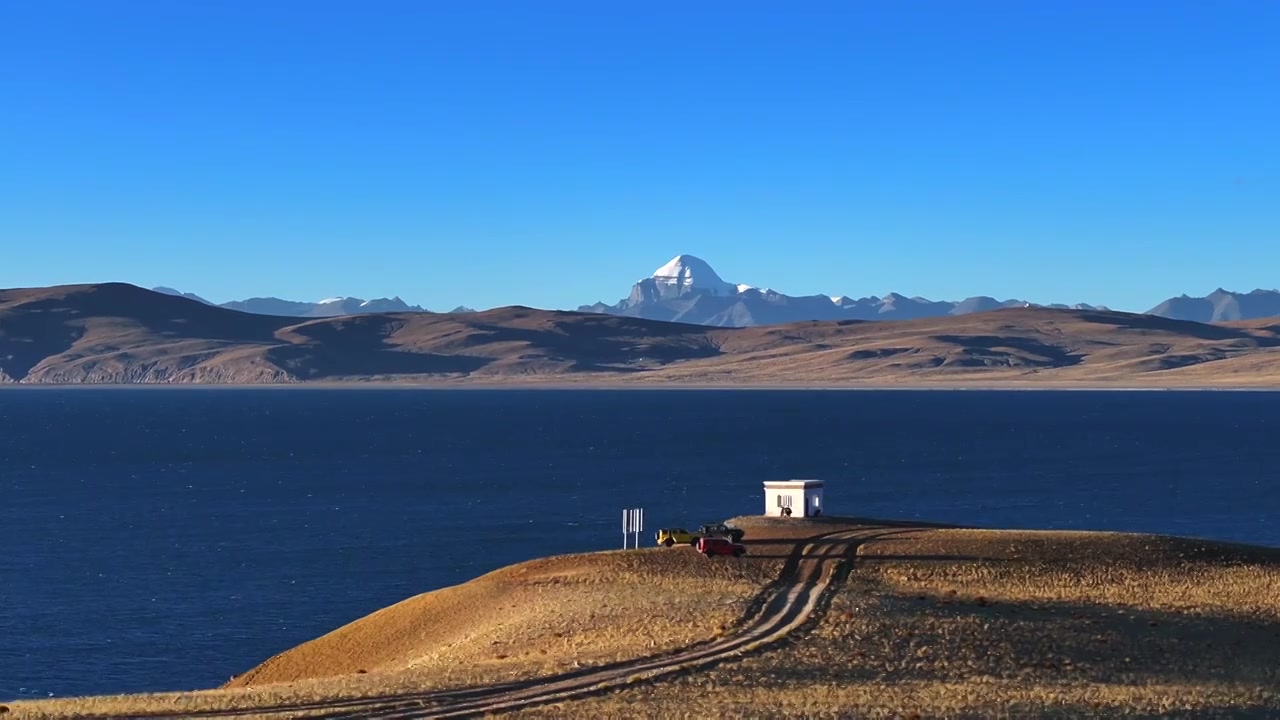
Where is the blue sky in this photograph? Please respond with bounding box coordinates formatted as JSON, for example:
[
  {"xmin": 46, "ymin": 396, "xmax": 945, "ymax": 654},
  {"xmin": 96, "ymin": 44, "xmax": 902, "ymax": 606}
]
[{"xmin": 2, "ymin": 1, "xmax": 1276, "ymax": 312}]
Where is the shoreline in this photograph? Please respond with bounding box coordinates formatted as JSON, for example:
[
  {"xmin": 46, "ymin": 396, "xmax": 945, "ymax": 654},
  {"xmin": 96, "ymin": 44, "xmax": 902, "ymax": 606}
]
[{"xmin": 1, "ymin": 381, "xmax": 1277, "ymax": 391}]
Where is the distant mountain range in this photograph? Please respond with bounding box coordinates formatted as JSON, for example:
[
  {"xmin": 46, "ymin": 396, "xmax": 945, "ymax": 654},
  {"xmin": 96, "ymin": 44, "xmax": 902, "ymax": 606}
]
[
  {"xmin": 578, "ymin": 255, "xmax": 1108, "ymax": 327},
  {"xmin": 152, "ymin": 287, "xmax": 431, "ymax": 317},
  {"xmin": 153, "ymin": 258, "xmax": 1280, "ymax": 327},
  {"xmin": 1146, "ymin": 288, "xmax": 1280, "ymax": 323}
]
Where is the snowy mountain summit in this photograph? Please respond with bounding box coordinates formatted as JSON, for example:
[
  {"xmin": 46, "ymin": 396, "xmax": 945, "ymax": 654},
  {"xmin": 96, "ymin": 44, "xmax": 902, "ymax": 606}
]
[
  {"xmin": 626, "ymin": 254, "xmax": 737, "ymax": 305},
  {"xmin": 650, "ymin": 255, "xmax": 738, "ymax": 296},
  {"xmin": 580, "ymin": 254, "xmax": 1102, "ymax": 328}
]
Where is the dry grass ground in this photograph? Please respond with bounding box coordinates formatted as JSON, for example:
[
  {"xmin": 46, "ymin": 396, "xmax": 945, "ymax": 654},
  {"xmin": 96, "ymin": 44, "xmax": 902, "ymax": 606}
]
[
  {"xmin": 227, "ymin": 546, "xmax": 784, "ymax": 688},
  {"xmin": 524, "ymin": 528, "xmax": 1280, "ymax": 719},
  {"xmin": 8, "ymin": 519, "xmax": 1280, "ymax": 719}
]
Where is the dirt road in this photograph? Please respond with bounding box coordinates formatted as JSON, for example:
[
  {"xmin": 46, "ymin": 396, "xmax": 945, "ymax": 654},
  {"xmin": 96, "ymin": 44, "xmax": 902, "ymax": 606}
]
[
  {"xmin": 315, "ymin": 529, "xmax": 874, "ymax": 719},
  {"xmin": 97, "ymin": 528, "xmax": 883, "ymax": 720}
]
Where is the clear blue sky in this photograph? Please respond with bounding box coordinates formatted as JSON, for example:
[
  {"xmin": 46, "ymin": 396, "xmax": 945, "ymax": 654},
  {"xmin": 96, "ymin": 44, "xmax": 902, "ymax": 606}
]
[{"xmin": 2, "ymin": 1, "xmax": 1277, "ymax": 311}]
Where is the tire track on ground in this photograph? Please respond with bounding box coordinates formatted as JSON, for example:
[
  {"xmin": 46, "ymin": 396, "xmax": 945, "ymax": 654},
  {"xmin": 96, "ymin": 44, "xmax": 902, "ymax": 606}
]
[
  {"xmin": 314, "ymin": 529, "xmax": 877, "ymax": 720},
  {"xmin": 103, "ymin": 528, "xmax": 891, "ymax": 720}
]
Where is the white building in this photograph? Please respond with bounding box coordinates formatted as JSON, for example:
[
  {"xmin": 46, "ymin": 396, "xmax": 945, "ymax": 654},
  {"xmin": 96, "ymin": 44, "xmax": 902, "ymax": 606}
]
[{"xmin": 763, "ymin": 479, "xmax": 824, "ymax": 518}]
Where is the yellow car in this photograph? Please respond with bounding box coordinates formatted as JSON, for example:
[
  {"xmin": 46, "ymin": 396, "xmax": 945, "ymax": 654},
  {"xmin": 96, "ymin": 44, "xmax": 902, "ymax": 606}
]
[{"xmin": 656, "ymin": 528, "xmax": 702, "ymax": 547}]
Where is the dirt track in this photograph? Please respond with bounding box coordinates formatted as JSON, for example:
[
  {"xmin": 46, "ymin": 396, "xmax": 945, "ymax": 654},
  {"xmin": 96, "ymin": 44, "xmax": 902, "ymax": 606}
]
[{"xmin": 99, "ymin": 528, "xmax": 889, "ymax": 719}]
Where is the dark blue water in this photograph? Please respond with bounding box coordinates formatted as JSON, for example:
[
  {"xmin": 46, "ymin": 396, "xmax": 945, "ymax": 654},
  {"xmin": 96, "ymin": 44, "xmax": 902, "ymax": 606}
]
[{"xmin": 2, "ymin": 388, "xmax": 1277, "ymax": 700}]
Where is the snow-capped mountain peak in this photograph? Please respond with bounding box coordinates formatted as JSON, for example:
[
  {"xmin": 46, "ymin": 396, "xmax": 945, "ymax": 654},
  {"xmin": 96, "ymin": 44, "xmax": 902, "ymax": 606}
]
[{"xmin": 650, "ymin": 254, "xmax": 737, "ymax": 296}]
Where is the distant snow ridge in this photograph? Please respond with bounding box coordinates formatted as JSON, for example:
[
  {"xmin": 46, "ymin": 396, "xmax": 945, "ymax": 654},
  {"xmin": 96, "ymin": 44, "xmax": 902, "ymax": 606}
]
[
  {"xmin": 155, "ymin": 287, "xmax": 431, "ymax": 317},
  {"xmin": 579, "ymin": 254, "xmax": 1104, "ymax": 328}
]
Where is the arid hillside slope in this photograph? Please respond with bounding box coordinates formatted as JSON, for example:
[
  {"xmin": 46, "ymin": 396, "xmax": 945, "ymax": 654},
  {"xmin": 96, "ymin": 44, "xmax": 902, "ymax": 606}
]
[{"xmin": 2, "ymin": 283, "xmax": 1279, "ymax": 385}]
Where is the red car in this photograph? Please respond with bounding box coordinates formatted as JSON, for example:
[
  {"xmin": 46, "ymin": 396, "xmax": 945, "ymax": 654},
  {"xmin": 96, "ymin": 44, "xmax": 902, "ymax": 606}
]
[{"xmin": 697, "ymin": 536, "xmax": 747, "ymax": 558}]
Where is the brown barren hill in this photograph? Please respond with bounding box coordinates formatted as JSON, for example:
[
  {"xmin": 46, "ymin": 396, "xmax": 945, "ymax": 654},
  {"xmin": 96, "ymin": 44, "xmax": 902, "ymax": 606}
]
[
  {"xmin": 2, "ymin": 282, "xmax": 1280, "ymax": 385},
  {"xmin": 0, "ymin": 283, "xmax": 293, "ymax": 383}
]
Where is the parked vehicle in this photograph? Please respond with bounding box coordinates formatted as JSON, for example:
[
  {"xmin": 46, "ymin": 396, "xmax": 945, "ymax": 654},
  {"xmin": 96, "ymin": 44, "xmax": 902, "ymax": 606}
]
[
  {"xmin": 698, "ymin": 522, "xmax": 745, "ymax": 542},
  {"xmin": 655, "ymin": 528, "xmax": 701, "ymax": 547},
  {"xmin": 697, "ymin": 536, "xmax": 747, "ymax": 558}
]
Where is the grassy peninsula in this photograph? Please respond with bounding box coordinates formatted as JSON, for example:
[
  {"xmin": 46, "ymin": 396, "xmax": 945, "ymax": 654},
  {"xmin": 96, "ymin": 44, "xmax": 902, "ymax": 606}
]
[{"xmin": 9, "ymin": 517, "xmax": 1280, "ymax": 718}]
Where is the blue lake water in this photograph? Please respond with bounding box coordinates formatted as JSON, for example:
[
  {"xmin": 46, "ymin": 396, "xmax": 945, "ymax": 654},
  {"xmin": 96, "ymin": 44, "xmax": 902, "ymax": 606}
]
[{"xmin": 1, "ymin": 388, "xmax": 1278, "ymax": 700}]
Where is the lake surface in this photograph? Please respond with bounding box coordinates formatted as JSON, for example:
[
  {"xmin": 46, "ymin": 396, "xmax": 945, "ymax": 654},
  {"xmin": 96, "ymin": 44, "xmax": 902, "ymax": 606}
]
[{"xmin": 2, "ymin": 388, "xmax": 1278, "ymax": 700}]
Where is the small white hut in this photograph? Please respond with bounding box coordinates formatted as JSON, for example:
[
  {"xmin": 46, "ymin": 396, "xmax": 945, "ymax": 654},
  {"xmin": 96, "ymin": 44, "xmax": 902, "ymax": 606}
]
[{"xmin": 763, "ymin": 479, "xmax": 824, "ymax": 518}]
